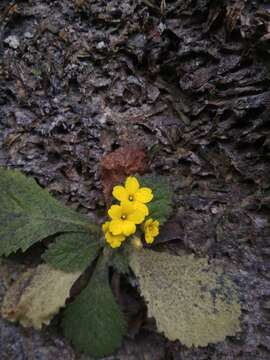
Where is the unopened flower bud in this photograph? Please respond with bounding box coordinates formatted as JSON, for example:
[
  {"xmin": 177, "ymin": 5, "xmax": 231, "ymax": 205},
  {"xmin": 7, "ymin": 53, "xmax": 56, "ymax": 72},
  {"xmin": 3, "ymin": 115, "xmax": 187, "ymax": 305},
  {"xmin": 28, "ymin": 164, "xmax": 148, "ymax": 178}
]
[{"xmin": 131, "ymin": 236, "xmax": 143, "ymax": 250}]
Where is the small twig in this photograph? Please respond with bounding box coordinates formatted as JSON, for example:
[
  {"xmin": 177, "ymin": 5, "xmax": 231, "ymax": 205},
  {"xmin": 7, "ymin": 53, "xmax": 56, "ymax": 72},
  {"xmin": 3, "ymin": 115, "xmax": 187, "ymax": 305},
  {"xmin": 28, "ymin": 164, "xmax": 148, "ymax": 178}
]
[{"xmin": 160, "ymin": 0, "xmax": 166, "ymax": 15}]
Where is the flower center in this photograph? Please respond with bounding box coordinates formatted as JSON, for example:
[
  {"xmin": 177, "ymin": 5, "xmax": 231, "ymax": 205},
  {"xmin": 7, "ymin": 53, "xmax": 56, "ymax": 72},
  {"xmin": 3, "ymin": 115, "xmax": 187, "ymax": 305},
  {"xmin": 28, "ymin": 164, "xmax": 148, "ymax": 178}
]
[
  {"xmin": 121, "ymin": 214, "xmax": 127, "ymax": 220},
  {"xmin": 128, "ymin": 195, "xmax": 134, "ymax": 201}
]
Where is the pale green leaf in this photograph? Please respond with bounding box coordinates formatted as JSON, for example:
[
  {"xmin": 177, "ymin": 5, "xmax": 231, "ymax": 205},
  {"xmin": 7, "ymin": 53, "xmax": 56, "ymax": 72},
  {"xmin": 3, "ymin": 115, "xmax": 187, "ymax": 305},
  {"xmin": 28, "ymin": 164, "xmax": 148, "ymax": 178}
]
[
  {"xmin": 62, "ymin": 256, "xmax": 126, "ymax": 357},
  {"xmin": 130, "ymin": 249, "xmax": 241, "ymax": 347},
  {"xmin": 1, "ymin": 264, "xmax": 81, "ymax": 329},
  {"xmin": 0, "ymin": 168, "xmax": 98, "ymax": 256},
  {"xmin": 42, "ymin": 232, "xmax": 101, "ymax": 272}
]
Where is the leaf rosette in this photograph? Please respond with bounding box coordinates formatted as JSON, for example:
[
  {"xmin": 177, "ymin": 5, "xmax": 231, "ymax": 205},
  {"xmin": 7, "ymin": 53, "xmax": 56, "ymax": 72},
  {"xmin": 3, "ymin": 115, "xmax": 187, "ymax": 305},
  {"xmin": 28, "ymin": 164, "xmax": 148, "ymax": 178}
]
[{"xmin": 0, "ymin": 163, "xmax": 241, "ymax": 359}]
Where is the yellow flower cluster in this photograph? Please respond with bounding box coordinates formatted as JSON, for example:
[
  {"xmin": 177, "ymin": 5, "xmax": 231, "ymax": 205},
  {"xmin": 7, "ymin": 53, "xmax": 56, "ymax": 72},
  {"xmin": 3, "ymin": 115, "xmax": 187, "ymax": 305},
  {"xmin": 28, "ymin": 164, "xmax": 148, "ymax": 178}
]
[{"xmin": 102, "ymin": 176, "xmax": 159, "ymax": 248}]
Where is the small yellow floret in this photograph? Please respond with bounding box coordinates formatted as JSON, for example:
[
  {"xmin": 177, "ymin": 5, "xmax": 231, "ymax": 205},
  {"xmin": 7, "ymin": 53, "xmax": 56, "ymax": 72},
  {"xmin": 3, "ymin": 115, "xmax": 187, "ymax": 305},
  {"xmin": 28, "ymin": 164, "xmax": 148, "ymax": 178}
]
[
  {"xmin": 108, "ymin": 201, "xmax": 145, "ymax": 236},
  {"xmin": 112, "ymin": 176, "xmax": 153, "ymax": 216},
  {"xmin": 102, "ymin": 221, "xmax": 125, "ymax": 248},
  {"xmin": 143, "ymin": 218, "xmax": 159, "ymax": 244}
]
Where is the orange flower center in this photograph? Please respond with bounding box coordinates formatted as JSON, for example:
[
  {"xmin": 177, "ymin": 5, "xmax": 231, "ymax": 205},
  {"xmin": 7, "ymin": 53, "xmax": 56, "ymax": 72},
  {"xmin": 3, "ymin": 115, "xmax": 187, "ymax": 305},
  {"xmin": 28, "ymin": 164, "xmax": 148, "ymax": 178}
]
[
  {"xmin": 121, "ymin": 214, "xmax": 127, "ymax": 220},
  {"xmin": 128, "ymin": 195, "xmax": 134, "ymax": 201}
]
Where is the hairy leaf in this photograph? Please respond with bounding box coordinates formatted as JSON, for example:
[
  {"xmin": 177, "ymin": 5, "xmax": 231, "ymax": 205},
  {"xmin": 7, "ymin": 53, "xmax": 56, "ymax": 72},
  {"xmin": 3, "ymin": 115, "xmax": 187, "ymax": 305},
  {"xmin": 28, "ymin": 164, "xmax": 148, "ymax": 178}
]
[
  {"xmin": 42, "ymin": 232, "xmax": 101, "ymax": 272},
  {"xmin": 62, "ymin": 256, "xmax": 126, "ymax": 357},
  {"xmin": 1, "ymin": 264, "xmax": 81, "ymax": 329},
  {"xmin": 0, "ymin": 168, "xmax": 98, "ymax": 256},
  {"xmin": 130, "ymin": 249, "xmax": 241, "ymax": 347},
  {"xmin": 139, "ymin": 174, "xmax": 173, "ymax": 224},
  {"xmin": 110, "ymin": 249, "xmax": 130, "ymax": 274}
]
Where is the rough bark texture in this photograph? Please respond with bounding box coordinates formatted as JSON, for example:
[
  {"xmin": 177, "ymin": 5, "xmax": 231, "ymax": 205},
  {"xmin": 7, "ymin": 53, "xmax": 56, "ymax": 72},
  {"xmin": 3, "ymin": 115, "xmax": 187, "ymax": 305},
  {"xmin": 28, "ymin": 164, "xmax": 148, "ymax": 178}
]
[{"xmin": 0, "ymin": 0, "xmax": 270, "ymax": 359}]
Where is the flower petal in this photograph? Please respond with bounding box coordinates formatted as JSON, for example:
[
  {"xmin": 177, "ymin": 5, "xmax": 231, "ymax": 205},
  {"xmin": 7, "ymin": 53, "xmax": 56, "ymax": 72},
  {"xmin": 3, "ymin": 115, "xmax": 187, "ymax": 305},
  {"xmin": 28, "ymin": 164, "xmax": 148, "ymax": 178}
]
[
  {"xmin": 145, "ymin": 231, "xmax": 154, "ymax": 244},
  {"xmin": 125, "ymin": 176, "xmax": 139, "ymax": 194},
  {"xmin": 128, "ymin": 209, "xmax": 145, "ymax": 224},
  {"xmin": 108, "ymin": 205, "xmax": 122, "ymax": 220},
  {"xmin": 144, "ymin": 219, "xmax": 153, "ymax": 229},
  {"xmin": 134, "ymin": 201, "xmax": 149, "ymax": 216},
  {"xmin": 122, "ymin": 221, "xmax": 136, "ymax": 236},
  {"xmin": 110, "ymin": 241, "xmax": 122, "ymax": 248},
  {"xmin": 121, "ymin": 201, "xmax": 135, "ymax": 214},
  {"xmin": 152, "ymin": 220, "xmax": 160, "ymax": 236},
  {"xmin": 134, "ymin": 188, "xmax": 153, "ymax": 203},
  {"xmin": 105, "ymin": 231, "xmax": 125, "ymax": 248},
  {"xmin": 116, "ymin": 234, "xmax": 126, "ymax": 242},
  {"xmin": 102, "ymin": 221, "xmax": 110, "ymax": 233},
  {"xmin": 109, "ymin": 219, "xmax": 123, "ymax": 235},
  {"xmin": 152, "ymin": 226, "xmax": 159, "ymax": 237},
  {"xmin": 105, "ymin": 231, "xmax": 114, "ymax": 244},
  {"xmin": 112, "ymin": 186, "xmax": 128, "ymax": 202}
]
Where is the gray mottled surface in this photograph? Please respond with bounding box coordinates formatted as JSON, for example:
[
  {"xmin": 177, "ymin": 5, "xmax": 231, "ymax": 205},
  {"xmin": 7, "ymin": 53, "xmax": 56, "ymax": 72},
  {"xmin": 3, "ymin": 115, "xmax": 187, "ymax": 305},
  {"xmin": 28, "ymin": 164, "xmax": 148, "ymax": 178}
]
[{"xmin": 0, "ymin": 0, "xmax": 270, "ymax": 359}]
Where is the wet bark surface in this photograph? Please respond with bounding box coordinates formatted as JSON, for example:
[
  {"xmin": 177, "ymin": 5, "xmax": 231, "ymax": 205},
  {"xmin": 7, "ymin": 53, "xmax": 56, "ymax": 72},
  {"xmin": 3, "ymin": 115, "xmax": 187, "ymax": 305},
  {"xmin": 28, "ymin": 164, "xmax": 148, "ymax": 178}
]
[{"xmin": 0, "ymin": 0, "xmax": 270, "ymax": 359}]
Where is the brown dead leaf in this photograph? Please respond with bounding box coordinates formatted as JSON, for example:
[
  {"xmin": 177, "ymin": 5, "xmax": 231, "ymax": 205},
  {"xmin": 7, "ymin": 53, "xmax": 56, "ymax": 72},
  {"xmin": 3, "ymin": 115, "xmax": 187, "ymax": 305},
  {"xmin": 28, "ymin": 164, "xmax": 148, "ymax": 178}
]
[
  {"xmin": 1, "ymin": 264, "xmax": 81, "ymax": 329},
  {"xmin": 101, "ymin": 146, "xmax": 148, "ymax": 205}
]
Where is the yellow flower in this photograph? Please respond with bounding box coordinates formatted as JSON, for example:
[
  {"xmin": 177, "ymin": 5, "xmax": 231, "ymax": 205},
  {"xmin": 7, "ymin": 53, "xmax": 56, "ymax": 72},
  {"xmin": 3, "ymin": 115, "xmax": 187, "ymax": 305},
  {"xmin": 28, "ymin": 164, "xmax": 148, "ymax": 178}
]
[
  {"xmin": 143, "ymin": 219, "xmax": 159, "ymax": 244},
  {"xmin": 108, "ymin": 202, "xmax": 145, "ymax": 236},
  {"xmin": 112, "ymin": 176, "xmax": 153, "ymax": 216},
  {"xmin": 102, "ymin": 221, "xmax": 125, "ymax": 248}
]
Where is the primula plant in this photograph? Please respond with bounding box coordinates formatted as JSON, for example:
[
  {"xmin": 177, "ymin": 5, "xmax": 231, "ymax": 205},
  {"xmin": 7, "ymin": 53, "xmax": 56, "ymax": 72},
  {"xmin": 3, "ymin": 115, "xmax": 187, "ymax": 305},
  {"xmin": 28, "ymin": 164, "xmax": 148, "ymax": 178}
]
[
  {"xmin": 103, "ymin": 176, "xmax": 159, "ymax": 248},
  {"xmin": 0, "ymin": 154, "xmax": 241, "ymax": 359}
]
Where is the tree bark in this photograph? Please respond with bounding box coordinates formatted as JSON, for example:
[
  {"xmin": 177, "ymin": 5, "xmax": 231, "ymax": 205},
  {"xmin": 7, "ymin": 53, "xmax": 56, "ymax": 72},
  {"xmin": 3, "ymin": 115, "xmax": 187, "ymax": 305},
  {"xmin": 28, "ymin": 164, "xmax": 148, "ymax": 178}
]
[{"xmin": 0, "ymin": 0, "xmax": 270, "ymax": 359}]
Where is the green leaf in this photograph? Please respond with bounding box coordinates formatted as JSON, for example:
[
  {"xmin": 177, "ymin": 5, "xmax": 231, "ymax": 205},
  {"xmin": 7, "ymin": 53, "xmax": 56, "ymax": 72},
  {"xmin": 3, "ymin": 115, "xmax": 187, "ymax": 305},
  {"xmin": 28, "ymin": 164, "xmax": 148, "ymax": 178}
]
[
  {"xmin": 0, "ymin": 168, "xmax": 98, "ymax": 256},
  {"xmin": 110, "ymin": 249, "xmax": 130, "ymax": 275},
  {"xmin": 62, "ymin": 256, "xmax": 126, "ymax": 357},
  {"xmin": 139, "ymin": 174, "xmax": 173, "ymax": 224},
  {"xmin": 130, "ymin": 249, "xmax": 241, "ymax": 348},
  {"xmin": 42, "ymin": 232, "xmax": 101, "ymax": 272}
]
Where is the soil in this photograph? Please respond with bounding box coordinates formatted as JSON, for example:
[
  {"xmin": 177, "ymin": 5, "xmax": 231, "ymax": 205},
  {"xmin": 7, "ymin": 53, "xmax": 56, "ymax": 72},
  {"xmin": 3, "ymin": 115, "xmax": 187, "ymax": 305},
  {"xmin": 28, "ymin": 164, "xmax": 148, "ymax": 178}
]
[{"xmin": 0, "ymin": 0, "xmax": 270, "ymax": 359}]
